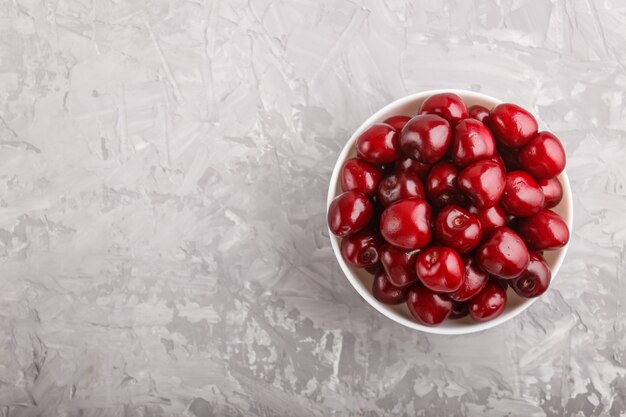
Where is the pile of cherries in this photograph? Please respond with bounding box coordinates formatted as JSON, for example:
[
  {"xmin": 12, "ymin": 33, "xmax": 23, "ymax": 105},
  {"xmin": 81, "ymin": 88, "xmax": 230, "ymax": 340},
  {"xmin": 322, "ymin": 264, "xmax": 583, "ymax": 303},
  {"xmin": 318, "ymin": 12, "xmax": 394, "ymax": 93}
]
[{"xmin": 328, "ymin": 93, "xmax": 570, "ymax": 326}]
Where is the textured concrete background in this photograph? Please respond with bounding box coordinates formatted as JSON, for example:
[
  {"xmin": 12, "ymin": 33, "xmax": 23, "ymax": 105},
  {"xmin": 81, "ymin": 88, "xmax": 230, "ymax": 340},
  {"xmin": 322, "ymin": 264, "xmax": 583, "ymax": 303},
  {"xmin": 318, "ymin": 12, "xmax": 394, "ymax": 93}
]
[{"xmin": 0, "ymin": 0, "xmax": 625, "ymax": 416}]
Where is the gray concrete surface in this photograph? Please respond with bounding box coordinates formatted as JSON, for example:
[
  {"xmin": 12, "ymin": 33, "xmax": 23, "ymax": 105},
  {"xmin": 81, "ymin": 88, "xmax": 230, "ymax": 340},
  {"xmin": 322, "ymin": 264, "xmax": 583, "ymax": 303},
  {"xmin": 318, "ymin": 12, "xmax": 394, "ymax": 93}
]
[{"xmin": 1, "ymin": 0, "xmax": 625, "ymax": 416}]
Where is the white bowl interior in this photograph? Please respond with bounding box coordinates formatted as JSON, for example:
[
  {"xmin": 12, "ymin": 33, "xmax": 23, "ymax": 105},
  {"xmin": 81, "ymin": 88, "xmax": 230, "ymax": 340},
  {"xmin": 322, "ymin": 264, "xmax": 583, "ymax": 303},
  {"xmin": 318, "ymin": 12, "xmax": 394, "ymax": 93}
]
[{"xmin": 327, "ymin": 89, "xmax": 574, "ymax": 335}]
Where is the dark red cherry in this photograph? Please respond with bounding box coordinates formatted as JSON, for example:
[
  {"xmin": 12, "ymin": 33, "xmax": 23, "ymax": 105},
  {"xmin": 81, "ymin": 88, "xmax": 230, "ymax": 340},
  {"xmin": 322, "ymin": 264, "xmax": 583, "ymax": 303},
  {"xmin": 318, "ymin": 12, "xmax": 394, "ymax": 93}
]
[
  {"xmin": 433, "ymin": 205, "xmax": 482, "ymax": 253},
  {"xmin": 399, "ymin": 114, "xmax": 451, "ymax": 164},
  {"xmin": 448, "ymin": 256, "xmax": 489, "ymax": 302},
  {"xmin": 449, "ymin": 301, "xmax": 469, "ymax": 319},
  {"xmin": 515, "ymin": 209, "xmax": 569, "ymax": 250},
  {"xmin": 518, "ymin": 132, "xmax": 566, "ymax": 179},
  {"xmin": 377, "ymin": 171, "xmax": 426, "ymax": 206},
  {"xmin": 468, "ymin": 204, "xmax": 507, "ymax": 234},
  {"xmin": 415, "ymin": 246, "xmax": 464, "ymax": 292},
  {"xmin": 340, "ymin": 158, "xmax": 383, "ymax": 196},
  {"xmin": 395, "ymin": 156, "xmax": 431, "ymax": 181},
  {"xmin": 538, "ymin": 177, "xmax": 563, "ymax": 208},
  {"xmin": 340, "ymin": 228, "xmax": 383, "ymax": 268},
  {"xmin": 498, "ymin": 146, "xmax": 522, "ymax": 171},
  {"xmin": 380, "ymin": 198, "xmax": 431, "ymax": 250},
  {"xmin": 489, "ymin": 103, "xmax": 538, "ymax": 148},
  {"xmin": 476, "ymin": 226, "xmax": 530, "ymax": 279},
  {"xmin": 356, "ymin": 123, "xmax": 400, "ymax": 164},
  {"xmin": 372, "ymin": 270, "xmax": 408, "ymax": 305},
  {"xmin": 407, "ymin": 285, "xmax": 453, "ymax": 326},
  {"xmin": 458, "ymin": 160, "xmax": 505, "ymax": 209},
  {"xmin": 380, "ymin": 244, "xmax": 420, "ymax": 288},
  {"xmin": 500, "ymin": 171, "xmax": 545, "ymax": 217},
  {"xmin": 510, "ymin": 251, "xmax": 551, "ymax": 298},
  {"xmin": 468, "ymin": 104, "xmax": 491, "ymax": 125},
  {"xmin": 451, "ymin": 119, "xmax": 495, "ymax": 167},
  {"xmin": 383, "ymin": 115, "xmax": 411, "ymax": 132},
  {"xmin": 419, "ymin": 93, "xmax": 469, "ymax": 125},
  {"xmin": 426, "ymin": 162, "xmax": 465, "ymax": 208},
  {"xmin": 328, "ymin": 191, "xmax": 373, "ymax": 237},
  {"xmin": 468, "ymin": 280, "xmax": 507, "ymax": 322}
]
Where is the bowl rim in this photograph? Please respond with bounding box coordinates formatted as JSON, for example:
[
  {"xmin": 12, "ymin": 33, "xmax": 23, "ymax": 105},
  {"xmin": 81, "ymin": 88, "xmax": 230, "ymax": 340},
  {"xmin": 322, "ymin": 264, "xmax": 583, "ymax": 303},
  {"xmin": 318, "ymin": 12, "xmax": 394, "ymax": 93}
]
[{"xmin": 326, "ymin": 89, "xmax": 574, "ymax": 335}]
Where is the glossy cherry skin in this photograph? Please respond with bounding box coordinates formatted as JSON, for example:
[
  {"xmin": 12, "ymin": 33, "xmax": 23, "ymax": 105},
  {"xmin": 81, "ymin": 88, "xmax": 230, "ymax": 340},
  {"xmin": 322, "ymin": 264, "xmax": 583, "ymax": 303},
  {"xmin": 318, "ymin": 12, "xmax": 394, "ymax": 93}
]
[
  {"xmin": 476, "ymin": 226, "xmax": 530, "ymax": 279},
  {"xmin": 426, "ymin": 162, "xmax": 465, "ymax": 208},
  {"xmin": 449, "ymin": 301, "xmax": 469, "ymax": 319},
  {"xmin": 468, "ymin": 280, "xmax": 507, "ymax": 322},
  {"xmin": 400, "ymin": 114, "xmax": 451, "ymax": 164},
  {"xmin": 448, "ymin": 256, "xmax": 489, "ymax": 302},
  {"xmin": 518, "ymin": 132, "xmax": 566, "ymax": 179},
  {"xmin": 383, "ymin": 115, "xmax": 411, "ymax": 132},
  {"xmin": 407, "ymin": 285, "xmax": 453, "ymax": 326},
  {"xmin": 458, "ymin": 160, "xmax": 505, "ymax": 209},
  {"xmin": 501, "ymin": 171, "xmax": 545, "ymax": 217},
  {"xmin": 489, "ymin": 103, "xmax": 538, "ymax": 148},
  {"xmin": 372, "ymin": 270, "xmax": 408, "ymax": 305},
  {"xmin": 538, "ymin": 177, "xmax": 563, "ymax": 208},
  {"xmin": 419, "ymin": 93, "xmax": 469, "ymax": 125},
  {"xmin": 395, "ymin": 156, "xmax": 431, "ymax": 181},
  {"xmin": 356, "ymin": 123, "xmax": 401, "ymax": 164},
  {"xmin": 490, "ymin": 152, "xmax": 505, "ymax": 171},
  {"xmin": 415, "ymin": 246, "xmax": 464, "ymax": 292},
  {"xmin": 516, "ymin": 209, "xmax": 569, "ymax": 250},
  {"xmin": 468, "ymin": 104, "xmax": 490, "ymax": 125},
  {"xmin": 510, "ymin": 251, "xmax": 551, "ymax": 298},
  {"xmin": 377, "ymin": 171, "xmax": 426, "ymax": 206},
  {"xmin": 340, "ymin": 158, "xmax": 383, "ymax": 196},
  {"xmin": 340, "ymin": 228, "xmax": 383, "ymax": 268},
  {"xmin": 328, "ymin": 191, "xmax": 373, "ymax": 237},
  {"xmin": 433, "ymin": 205, "xmax": 482, "ymax": 253},
  {"xmin": 451, "ymin": 119, "xmax": 496, "ymax": 167},
  {"xmin": 468, "ymin": 204, "xmax": 507, "ymax": 235},
  {"xmin": 380, "ymin": 198, "xmax": 432, "ymax": 250},
  {"xmin": 380, "ymin": 244, "xmax": 420, "ymax": 288}
]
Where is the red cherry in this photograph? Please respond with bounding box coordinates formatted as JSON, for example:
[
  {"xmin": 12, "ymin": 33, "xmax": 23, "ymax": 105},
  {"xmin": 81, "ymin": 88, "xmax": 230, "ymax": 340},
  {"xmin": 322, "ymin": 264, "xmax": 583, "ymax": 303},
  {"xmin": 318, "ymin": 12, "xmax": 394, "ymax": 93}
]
[
  {"xmin": 380, "ymin": 244, "xmax": 420, "ymax": 288},
  {"xmin": 377, "ymin": 171, "xmax": 426, "ymax": 207},
  {"xmin": 372, "ymin": 270, "xmax": 408, "ymax": 305},
  {"xmin": 489, "ymin": 103, "xmax": 538, "ymax": 148},
  {"xmin": 380, "ymin": 198, "xmax": 431, "ymax": 250},
  {"xmin": 356, "ymin": 123, "xmax": 400, "ymax": 164},
  {"xmin": 510, "ymin": 251, "xmax": 551, "ymax": 298},
  {"xmin": 468, "ymin": 280, "xmax": 507, "ymax": 322},
  {"xmin": 518, "ymin": 132, "xmax": 566, "ymax": 179},
  {"xmin": 426, "ymin": 162, "xmax": 465, "ymax": 208},
  {"xmin": 419, "ymin": 93, "xmax": 468, "ymax": 125},
  {"xmin": 433, "ymin": 205, "xmax": 482, "ymax": 253},
  {"xmin": 328, "ymin": 191, "xmax": 373, "ymax": 237},
  {"xmin": 468, "ymin": 204, "xmax": 507, "ymax": 234},
  {"xmin": 399, "ymin": 115, "xmax": 451, "ymax": 164},
  {"xmin": 340, "ymin": 158, "xmax": 383, "ymax": 196},
  {"xmin": 383, "ymin": 115, "xmax": 411, "ymax": 132},
  {"xmin": 340, "ymin": 228, "xmax": 383, "ymax": 268},
  {"xmin": 415, "ymin": 246, "xmax": 464, "ymax": 292},
  {"xmin": 538, "ymin": 177, "xmax": 563, "ymax": 208},
  {"xmin": 468, "ymin": 104, "xmax": 490, "ymax": 125},
  {"xmin": 515, "ymin": 209, "xmax": 569, "ymax": 250},
  {"xmin": 476, "ymin": 226, "xmax": 530, "ymax": 279},
  {"xmin": 448, "ymin": 256, "xmax": 489, "ymax": 302},
  {"xmin": 451, "ymin": 119, "xmax": 495, "ymax": 167},
  {"xmin": 500, "ymin": 171, "xmax": 545, "ymax": 217},
  {"xmin": 395, "ymin": 156, "xmax": 431, "ymax": 181},
  {"xmin": 490, "ymin": 152, "xmax": 505, "ymax": 171},
  {"xmin": 458, "ymin": 160, "xmax": 505, "ymax": 209},
  {"xmin": 406, "ymin": 285, "xmax": 453, "ymax": 326}
]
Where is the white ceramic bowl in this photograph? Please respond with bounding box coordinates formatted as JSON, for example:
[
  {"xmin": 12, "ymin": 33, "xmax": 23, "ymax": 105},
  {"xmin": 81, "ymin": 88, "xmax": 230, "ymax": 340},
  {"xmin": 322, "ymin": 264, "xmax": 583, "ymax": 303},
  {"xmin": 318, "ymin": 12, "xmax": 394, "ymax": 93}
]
[{"xmin": 327, "ymin": 89, "xmax": 573, "ymax": 335}]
